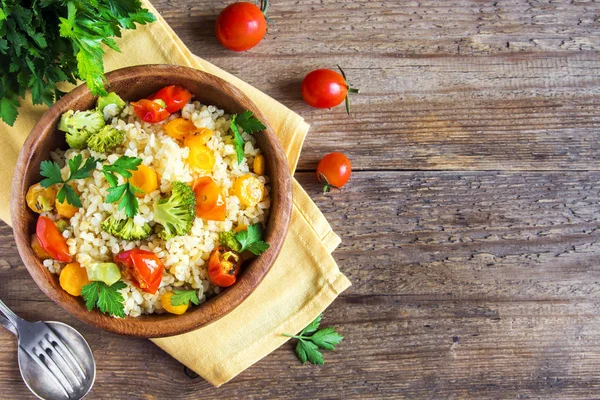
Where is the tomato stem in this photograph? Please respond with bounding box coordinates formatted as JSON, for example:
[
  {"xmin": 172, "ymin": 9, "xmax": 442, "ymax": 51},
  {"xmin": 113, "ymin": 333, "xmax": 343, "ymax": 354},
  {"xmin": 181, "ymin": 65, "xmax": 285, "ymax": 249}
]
[
  {"xmin": 260, "ymin": 0, "xmax": 269, "ymax": 15},
  {"xmin": 337, "ymin": 65, "xmax": 359, "ymax": 116},
  {"xmin": 318, "ymin": 173, "xmax": 332, "ymax": 194}
]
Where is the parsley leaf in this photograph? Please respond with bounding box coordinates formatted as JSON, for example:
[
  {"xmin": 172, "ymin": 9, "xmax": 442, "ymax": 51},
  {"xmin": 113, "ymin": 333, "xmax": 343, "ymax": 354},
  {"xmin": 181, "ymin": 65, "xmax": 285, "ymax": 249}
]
[
  {"xmin": 235, "ymin": 224, "xmax": 270, "ymax": 255},
  {"xmin": 170, "ymin": 289, "xmax": 200, "ymax": 307},
  {"xmin": 39, "ymin": 154, "xmax": 100, "ymax": 206},
  {"xmin": 101, "ymin": 156, "xmax": 143, "ymax": 217},
  {"xmin": 81, "ymin": 280, "xmax": 126, "ymax": 318},
  {"xmin": 230, "ymin": 111, "xmax": 265, "ymax": 164},
  {"xmin": 282, "ymin": 314, "xmax": 344, "ymax": 365},
  {"xmin": 0, "ymin": 1, "xmax": 155, "ymax": 126}
]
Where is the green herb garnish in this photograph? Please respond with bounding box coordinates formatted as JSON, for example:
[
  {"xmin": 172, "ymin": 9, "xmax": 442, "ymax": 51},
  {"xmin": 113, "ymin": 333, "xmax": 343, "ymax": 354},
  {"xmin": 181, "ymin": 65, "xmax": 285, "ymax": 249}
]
[
  {"xmin": 235, "ymin": 224, "xmax": 270, "ymax": 255},
  {"xmin": 230, "ymin": 110, "xmax": 266, "ymax": 164},
  {"xmin": 170, "ymin": 289, "xmax": 200, "ymax": 307},
  {"xmin": 101, "ymin": 155, "xmax": 143, "ymax": 217},
  {"xmin": 282, "ymin": 314, "xmax": 344, "ymax": 365},
  {"xmin": 81, "ymin": 280, "xmax": 126, "ymax": 318},
  {"xmin": 40, "ymin": 154, "xmax": 100, "ymax": 207},
  {"xmin": 0, "ymin": 1, "xmax": 155, "ymax": 126}
]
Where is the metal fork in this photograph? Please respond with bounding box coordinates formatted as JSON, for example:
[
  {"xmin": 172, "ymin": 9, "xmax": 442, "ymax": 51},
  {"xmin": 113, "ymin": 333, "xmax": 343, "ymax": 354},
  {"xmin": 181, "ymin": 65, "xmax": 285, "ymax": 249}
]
[{"xmin": 0, "ymin": 299, "xmax": 95, "ymax": 399}]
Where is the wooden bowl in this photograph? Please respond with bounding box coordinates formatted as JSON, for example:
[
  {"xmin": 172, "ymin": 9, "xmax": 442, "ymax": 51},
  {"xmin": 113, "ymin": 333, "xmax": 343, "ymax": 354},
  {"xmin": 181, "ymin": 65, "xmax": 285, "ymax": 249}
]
[{"xmin": 10, "ymin": 65, "xmax": 292, "ymax": 338}]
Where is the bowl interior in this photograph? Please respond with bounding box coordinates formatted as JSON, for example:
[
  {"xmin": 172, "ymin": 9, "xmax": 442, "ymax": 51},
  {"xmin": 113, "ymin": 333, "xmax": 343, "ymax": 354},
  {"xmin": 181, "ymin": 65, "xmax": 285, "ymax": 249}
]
[{"xmin": 10, "ymin": 65, "xmax": 292, "ymax": 338}]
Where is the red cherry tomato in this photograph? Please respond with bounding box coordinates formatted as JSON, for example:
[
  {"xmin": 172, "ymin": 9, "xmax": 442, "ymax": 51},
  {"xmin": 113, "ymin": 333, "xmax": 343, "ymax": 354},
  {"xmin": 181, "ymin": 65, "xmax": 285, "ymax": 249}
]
[
  {"xmin": 148, "ymin": 85, "xmax": 193, "ymax": 113},
  {"xmin": 36, "ymin": 216, "xmax": 72, "ymax": 262},
  {"xmin": 301, "ymin": 67, "xmax": 359, "ymax": 114},
  {"xmin": 215, "ymin": 2, "xmax": 267, "ymax": 51},
  {"xmin": 208, "ymin": 246, "xmax": 241, "ymax": 287},
  {"xmin": 316, "ymin": 152, "xmax": 352, "ymax": 193},
  {"xmin": 131, "ymin": 99, "xmax": 171, "ymax": 123},
  {"xmin": 114, "ymin": 249, "xmax": 164, "ymax": 294}
]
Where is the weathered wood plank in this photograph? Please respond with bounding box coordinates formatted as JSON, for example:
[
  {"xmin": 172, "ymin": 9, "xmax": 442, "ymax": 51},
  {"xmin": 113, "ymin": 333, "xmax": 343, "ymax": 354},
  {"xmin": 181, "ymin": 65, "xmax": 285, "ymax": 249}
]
[{"xmin": 2, "ymin": 171, "xmax": 600, "ymax": 398}]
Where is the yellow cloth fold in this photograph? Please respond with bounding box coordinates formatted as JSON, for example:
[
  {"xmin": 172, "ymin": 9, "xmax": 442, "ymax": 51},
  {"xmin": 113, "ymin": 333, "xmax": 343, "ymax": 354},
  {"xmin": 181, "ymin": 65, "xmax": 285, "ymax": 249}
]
[{"xmin": 0, "ymin": 0, "xmax": 350, "ymax": 386}]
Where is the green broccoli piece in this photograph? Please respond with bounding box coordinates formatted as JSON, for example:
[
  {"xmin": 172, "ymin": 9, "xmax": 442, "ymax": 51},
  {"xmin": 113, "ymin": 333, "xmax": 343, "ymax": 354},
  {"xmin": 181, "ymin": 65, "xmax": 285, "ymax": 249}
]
[
  {"xmin": 101, "ymin": 215, "xmax": 152, "ymax": 241},
  {"xmin": 58, "ymin": 109, "xmax": 105, "ymax": 149},
  {"xmin": 87, "ymin": 126, "xmax": 125, "ymax": 153},
  {"xmin": 153, "ymin": 181, "xmax": 196, "ymax": 240},
  {"xmin": 219, "ymin": 231, "xmax": 242, "ymax": 252},
  {"xmin": 97, "ymin": 92, "xmax": 126, "ymax": 120}
]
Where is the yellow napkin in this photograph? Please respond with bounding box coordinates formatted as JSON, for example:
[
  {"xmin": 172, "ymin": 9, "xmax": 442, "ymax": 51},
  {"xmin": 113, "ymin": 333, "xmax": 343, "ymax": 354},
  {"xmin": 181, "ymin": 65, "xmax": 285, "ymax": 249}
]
[{"xmin": 0, "ymin": 0, "xmax": 350, "ymax": 386}]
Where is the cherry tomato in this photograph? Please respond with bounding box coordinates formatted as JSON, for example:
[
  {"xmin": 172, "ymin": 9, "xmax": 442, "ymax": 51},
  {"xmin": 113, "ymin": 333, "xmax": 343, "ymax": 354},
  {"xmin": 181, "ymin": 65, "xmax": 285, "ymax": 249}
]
[
  {"xmin": 208, "ymin": 246, "xmax": 242, "ymax": 287},
  {"xmin": 36, "ymin": 216, "xmax": 72, "ymax": 263},
  {"xmin": 316, "ymin": 152, "xmax": 352, "ymax": 193},
  {"xmin": 114, "ymin": 249, "xmax": 164, "ymax": 294},
  {"xmin": 148, "ymin": 85, "xmax": 193, "ymax": 113},
  {"xmin": 301, "ymin": 66, "xmax": 359, "ymax": 114},
  {"xmin": 131, "ymin": 99, "xmax": 171, "ymax": 123},
  {"xmin": 215, "ymin": 2, "xmax": 267, "ymax": 51},
  {"xmin": 193, "ymin": 177, "xmax": 227, "ymax": 221}
]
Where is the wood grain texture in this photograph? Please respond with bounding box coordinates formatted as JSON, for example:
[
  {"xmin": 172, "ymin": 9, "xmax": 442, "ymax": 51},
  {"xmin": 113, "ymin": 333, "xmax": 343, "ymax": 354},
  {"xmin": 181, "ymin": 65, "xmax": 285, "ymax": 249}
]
[{"xmin": 3, "ymin": 0, "xmax": 600, "ymax": 398}]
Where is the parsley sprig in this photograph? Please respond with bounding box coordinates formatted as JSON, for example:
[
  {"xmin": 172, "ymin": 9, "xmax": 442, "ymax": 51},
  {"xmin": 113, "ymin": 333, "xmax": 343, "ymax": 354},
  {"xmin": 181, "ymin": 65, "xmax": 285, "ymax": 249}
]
[
  {"xmin": 230, "ymin": 110, "xmax": 266, "ymax": 164},
  {"xmin": 170, "ymin": 289, "xmax": 200, "ymax": 307},
  {"xmin": 40, "ymin": 154, "xmax": 100, "ymax": 207},
  {"xmin": 282, "ymin": 314, "xmax": 344, "ymax": 365},
  {"xmin": 101, "ymin": 155, "xmax": 143, "ymax": 217},
  {"xmin": 235, "ymin": 224, "xmax": 270, "ymax": 255},
  {"xmin": 81, "ymin": 280, "xmax": 126, "ymax": 318}
]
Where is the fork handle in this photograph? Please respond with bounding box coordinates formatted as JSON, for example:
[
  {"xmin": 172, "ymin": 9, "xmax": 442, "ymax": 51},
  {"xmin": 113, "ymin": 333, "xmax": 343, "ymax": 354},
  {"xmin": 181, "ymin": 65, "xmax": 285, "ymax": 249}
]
[
  {"xmin": 0, "ymin": 299, "xmax": 22, "ymax": 328},
  {"xmin": 0, "ymin": 315, "xmax": 16, "ymax": 336}
]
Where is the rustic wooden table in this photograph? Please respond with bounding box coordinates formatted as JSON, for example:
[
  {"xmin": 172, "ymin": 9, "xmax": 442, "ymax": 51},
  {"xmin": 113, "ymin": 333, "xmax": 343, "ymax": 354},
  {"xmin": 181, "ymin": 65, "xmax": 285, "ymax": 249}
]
[{"xmin": 2, "ymin": 1, "xmax": 600, "ymax": 398}]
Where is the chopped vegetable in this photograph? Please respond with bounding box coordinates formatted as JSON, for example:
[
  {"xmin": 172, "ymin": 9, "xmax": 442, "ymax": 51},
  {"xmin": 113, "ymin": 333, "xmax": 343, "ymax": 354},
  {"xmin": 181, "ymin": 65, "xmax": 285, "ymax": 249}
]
[
  {"xmin": 97, "ymin": 92, "xmax": 126, "ymax": 117},
  {"xmin": 26, "ymin": 183, "xmax": 57, "ymax": 213},
  {"xmin": 317, "ymin": 152, "xmax": 352, "ymax": 193},
  {"xmin": 230, "ymin": 111, "xmax": 266, "ymax": 164},
  {"xmin": 232, "ymin": 174, "xmax": 264, "ymax": 207},
  {"xmin": 85, "ymin": 262, "xmax": 121, "ymax": 286},
  {"xmin": 219, "ymin": 231, "xmax": 242, "ymax": 253},
  {"xmin": 183, "ymin": 128, "xmax": 213, "ymax": 147},
  {"xmin": 128, "ymin": 164, "xmax": 158, "ymax": 197},
  {"xmin": 101, "ymin": 156, "xmax": 143, "ymax": 217},
  {"xmin": 253, "ymin": 154, "xmax": 265, "ymax": 175},
  {"xmin": 87, "ymin": 126, "xmax": 125, "ymax": 153},
  {"xmin": 31, "ymin": 234, "xmax": 51, "ymax": 260},
  {"xmin": 235, "ymin": 224, "xmax": 270, "ymax": 255},
  {"xmin": 40, "ymin": 154, "xmax": 100, "ymax": 207},
  {"xmin": 101, "ymin": 215, "xmax": 151, "ymax": 241},
  {"xmin": 114, "ymin": 249, "xmax": 164, "ymax": 294},
  {"xmin": 149, "ymin": 85, "xmax": 193, "ymax": 113},
  {"xmin": 153, "ymin": 181, "xmax": 196, "ymax": 240},
  {"xmin": 131, "ymin": 99, "xmax": 170, "ymax": 123},
  {"xmin": 81, "ymin": 280, "xmax": 126, "ymax": 318},
  {"xmin": 36, "ymin": 216, "xmax": 72, "ymax": 263},
  {"xmin": 233, "ymin": 224, "xmax": 248, "ymax": 233},
  {"xmin": 0, "ymin": 0, "xmax": 155, "ymax": 127},
  {"xmin": 193, "ymin": 177, "xmax": 226, "ymax": 221},
  {"xmin": 58, "ymin": 109, "xmax": 106, "ymax": 149},
  {"xmin": 208, "ymin": 246, "xmax": 241, "ymax": 287},
  {"xmin": 215, "ymin": 1, "xmax": 268, "ymax": 52},
  {"xmin": 55, "ymin": 219, "xmax": 70, "ymax": 233},
  {"xmin": 161, "ymin": 292, "xmax": 189, "ymax": 315},
  {"xmin": 186, "ymin": 144, "xmax": 215, "ymax": 172},
  {"xmin": 59, "ymin": 262, "xmax": 90, "ymax": 296},
  {"xmin": 164, "ymin": 118, "xmax": 197, "ymax": 141},
  {"xmin": 282, "ymin": 314, "xmax": 344, "ymax": 365},
  {"xmin": 55, "ymin": 184, "xmax": 80, "ymax": 218}
]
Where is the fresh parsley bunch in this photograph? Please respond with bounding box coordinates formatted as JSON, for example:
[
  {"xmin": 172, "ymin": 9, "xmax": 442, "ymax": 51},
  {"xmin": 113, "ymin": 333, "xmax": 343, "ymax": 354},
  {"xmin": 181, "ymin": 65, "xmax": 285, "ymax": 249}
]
[
  {"xmin": 283, "ymin": 314, "xmax": 344, "ymax": 365},
  {"xmin": 0, "ymin": 0, "xmax": 155, "ymax": 126}
]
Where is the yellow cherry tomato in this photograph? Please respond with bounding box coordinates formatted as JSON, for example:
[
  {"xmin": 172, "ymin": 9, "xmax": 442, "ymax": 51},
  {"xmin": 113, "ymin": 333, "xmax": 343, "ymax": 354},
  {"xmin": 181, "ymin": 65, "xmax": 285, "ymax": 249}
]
[
  {"xmin": 59, "ymin": 262, "xmax": 90, "ymax": 297},
  {"xmin": 233, "ymin": 174, "xmax": 264, "ymax": 207},
  {"xmin": 129, "ymin": 164, "xmax": 159, "ymax": 197},
  {"xmin": 26, "ymin": 183, "xmax": 57, "ymax": 213},
  {"xmin": 161, "ymin": 292, "xmax": 189, "ymax": 315}
]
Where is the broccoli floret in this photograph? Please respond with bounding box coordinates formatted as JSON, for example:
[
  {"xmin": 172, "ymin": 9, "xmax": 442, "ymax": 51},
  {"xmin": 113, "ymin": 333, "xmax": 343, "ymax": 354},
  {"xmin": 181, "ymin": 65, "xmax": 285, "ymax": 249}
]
[
  {"xmin": 97, "ymin": 92, "xmax": 126, "ymax": 120},
  {"xmin": 58, "ymin": 109, "xmax": 105, "ymax": 149},
  {"xmin": 153, "ymin": 181, "xmax": 196, "ymax": 240},
  {"xmin": 219, "ymin": 231, "xmax": 242, "ymax": 252},
  {"xmin": 101, "ymin": 216, "xmax": 152, "ymax": 240},
  {"xmin": 87, "ymin": 126, "xmax": 125, "ymax": 153}
]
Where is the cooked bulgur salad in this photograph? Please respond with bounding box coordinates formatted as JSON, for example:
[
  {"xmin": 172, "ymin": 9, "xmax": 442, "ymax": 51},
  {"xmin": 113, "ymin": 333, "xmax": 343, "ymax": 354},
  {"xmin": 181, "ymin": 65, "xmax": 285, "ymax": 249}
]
[{"xmin": 27, "ymin": 85, "xmax": 271, "ymax": 318}]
